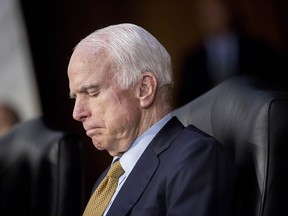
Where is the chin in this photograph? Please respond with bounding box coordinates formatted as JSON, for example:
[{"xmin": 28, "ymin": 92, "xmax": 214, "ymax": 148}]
[
  {"xmin": 92, "ymin": 140, "xmax": 105, "ymax": 151},
  {"xmin": 107, "ymin": 150, "xmax": 122, "ymax": 157}
]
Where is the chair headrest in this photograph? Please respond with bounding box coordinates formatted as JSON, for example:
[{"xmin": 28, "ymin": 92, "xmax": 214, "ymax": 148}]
[
  {"xmin": 174, "ymin": 75, "xmax": 288, "ymax": 152},
  {"xmin": 173, "ymin": 74, "xmax": 288, "ymax": 190}
]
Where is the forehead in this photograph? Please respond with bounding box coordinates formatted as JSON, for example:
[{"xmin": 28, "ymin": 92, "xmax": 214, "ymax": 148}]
[
  {"xmin": 68, "ymin": 45, "xmax": 116, "ymax": 90},
  {"xmin": 69, "ymin": 44, "xmax": 110, "ymax": 69}
]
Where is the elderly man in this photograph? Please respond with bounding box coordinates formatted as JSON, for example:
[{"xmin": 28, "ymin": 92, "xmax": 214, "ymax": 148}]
[{"xmin": 68, "ymin": 23, "xmax": 236, "ymax": 216}]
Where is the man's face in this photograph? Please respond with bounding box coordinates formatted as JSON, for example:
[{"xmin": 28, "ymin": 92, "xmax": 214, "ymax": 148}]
[{"xmin": 68, "ymin": 45, "xmax": 141, "ymax": 156}]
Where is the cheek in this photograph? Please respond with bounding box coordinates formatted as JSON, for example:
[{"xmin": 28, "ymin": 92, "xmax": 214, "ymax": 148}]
[
  {"xmin": 107, "ymin": 87, "xmax": 139, "ymax": 115},
  {"xmin": 107, "ymin": 97, "xmax": 139, "ymax": 124},
  {"xmin": 104, "ymin": 92, "xmax": 140, "ymax": 131}
]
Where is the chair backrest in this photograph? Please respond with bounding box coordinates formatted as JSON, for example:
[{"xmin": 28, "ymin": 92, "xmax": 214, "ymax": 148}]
[
  {"xmin": 173, "ymin": 75, "xmax": 288, "ymax": 216},
  {"xmin": 0, "ymin": 117, "xmax": 84, "ymax": 216}
]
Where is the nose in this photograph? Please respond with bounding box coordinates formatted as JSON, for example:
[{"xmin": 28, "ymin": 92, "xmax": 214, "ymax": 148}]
[{"xmin": 72, "ymin": 97, "xmax": 89, "ymax": 122}]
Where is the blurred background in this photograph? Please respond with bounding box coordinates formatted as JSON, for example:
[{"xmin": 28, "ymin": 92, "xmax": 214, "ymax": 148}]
[{"xmin": 1, "ymin": 0, "xmax": 287, "ymax": 201}]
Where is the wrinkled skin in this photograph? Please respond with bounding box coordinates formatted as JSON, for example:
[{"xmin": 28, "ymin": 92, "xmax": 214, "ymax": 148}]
[{"xmin": 68, "ymin": 45, "xmax": 158, "ymax": 156}]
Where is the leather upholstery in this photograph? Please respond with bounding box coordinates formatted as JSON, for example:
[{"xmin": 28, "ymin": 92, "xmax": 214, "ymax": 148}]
[
  {"xmin": 0, "ymin": 117, "xmax": 84, "ymax": 216},
  {"xmin": 173, "ymin": 75, "xmax": 288, "ymax": 216}
]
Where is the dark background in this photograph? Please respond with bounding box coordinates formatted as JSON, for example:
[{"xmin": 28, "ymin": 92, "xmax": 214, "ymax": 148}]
[{"xmin": 19, "ymin": 0, "xmax": 288, "ymax": 202}]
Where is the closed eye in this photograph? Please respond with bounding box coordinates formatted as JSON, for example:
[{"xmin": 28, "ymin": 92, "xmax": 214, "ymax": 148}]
[
  {"xmin": 69, "ymin": 84, "xmax": 100, "ymax": 99},
  {"xmin": 87, "ymin": 90, "xmax": 100, "ymax": 97},
  {"xmin": 81, "ymin": 85, "xmax": 100, "ymax": 97}
]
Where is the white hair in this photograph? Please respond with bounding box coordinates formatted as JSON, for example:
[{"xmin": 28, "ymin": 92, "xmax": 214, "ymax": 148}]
[{"xmin": 76, "ymin": 23, "xmax": 174, "ymax": 90}]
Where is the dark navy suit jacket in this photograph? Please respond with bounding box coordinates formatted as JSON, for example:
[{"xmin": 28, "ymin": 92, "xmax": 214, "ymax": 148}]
[{"xmin": 92, "ymin": 117, "xmax": 236, "ymax": 216}]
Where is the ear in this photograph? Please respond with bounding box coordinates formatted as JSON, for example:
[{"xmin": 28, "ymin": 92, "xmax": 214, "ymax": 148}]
[{"xmin": 138, "ymin": 72, "xmax": 158, "ymax": 108}]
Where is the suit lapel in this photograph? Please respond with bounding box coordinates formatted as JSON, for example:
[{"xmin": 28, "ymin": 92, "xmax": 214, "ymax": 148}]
[
  {"xmin": 107, "ymin": 117, "xmax": 184, "ymax": 216},
  {"xmin": 107, "ymin": 146, "xmax": 158, "ymax": 216}
]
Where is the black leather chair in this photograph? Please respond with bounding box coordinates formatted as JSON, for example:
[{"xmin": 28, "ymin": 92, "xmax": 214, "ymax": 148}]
[
  {"xmin": 173, "ymin": 75, "xmax": 288, "ymax": 216},
  {"xmin": 0, "ymin": 117, "xmax": 84, "ymax": 216}
]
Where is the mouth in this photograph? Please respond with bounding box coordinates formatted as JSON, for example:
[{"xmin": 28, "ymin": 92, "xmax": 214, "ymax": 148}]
[
  {"xmin": 86, "ymin": 126, "xmax": 104, "ymax": 138},
  {"xmin": 86, "ymin": 128, "xmax": 97, "ymax": 137}
]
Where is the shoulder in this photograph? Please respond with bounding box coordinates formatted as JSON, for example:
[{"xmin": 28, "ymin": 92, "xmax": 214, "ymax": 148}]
[
  {"xmin": 169, "ymin": 123, "xmax": 230, "ymax": 163},
  {"xmin": 178, "ymin": 124, "xmax": 219, "ymax": 146}
]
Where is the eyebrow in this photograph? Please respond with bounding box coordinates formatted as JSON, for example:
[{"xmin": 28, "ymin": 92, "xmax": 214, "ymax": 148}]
[{"xmin": 69, "ymin": 84, "xmax": 99, "ymax": 98}]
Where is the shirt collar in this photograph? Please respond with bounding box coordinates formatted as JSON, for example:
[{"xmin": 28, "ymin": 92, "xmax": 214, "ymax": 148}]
[{"xmin": 114, "ymin": 112, "xmax": 173, "ymax": 175}]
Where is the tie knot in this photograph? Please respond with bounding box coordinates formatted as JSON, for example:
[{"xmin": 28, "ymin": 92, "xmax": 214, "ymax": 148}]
[{"xmin": 107, "ymin": 160, "xmax": 124, "ymax": 178}]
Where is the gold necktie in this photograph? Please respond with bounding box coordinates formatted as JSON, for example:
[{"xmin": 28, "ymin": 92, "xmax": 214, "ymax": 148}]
[{"xmin": 83, "ymin": 160, "xmax": 124, "ymax": 216}]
